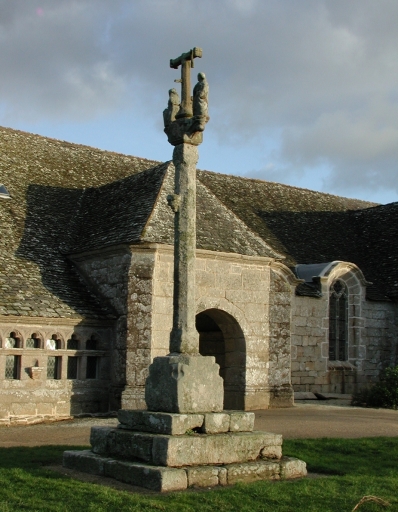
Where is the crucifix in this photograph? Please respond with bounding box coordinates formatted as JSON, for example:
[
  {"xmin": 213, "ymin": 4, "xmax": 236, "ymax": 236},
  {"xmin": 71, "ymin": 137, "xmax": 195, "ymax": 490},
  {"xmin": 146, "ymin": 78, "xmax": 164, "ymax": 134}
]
[
  {"xmin": 170, "ymin": 47, "xmax": 202, "ymax": 119},
  {"xmin": 145, "ymin": 47, "xmax": 221, "ymax": 413},
  {"xmin": 164, "ymin": 47, "xmax": 209, "ymax": 354}
]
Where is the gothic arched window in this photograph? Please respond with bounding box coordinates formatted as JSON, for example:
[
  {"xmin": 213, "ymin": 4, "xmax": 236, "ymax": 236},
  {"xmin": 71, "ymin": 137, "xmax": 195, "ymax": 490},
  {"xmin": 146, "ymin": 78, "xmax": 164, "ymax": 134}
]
[{"xmin": 329, "ymin": 280, "xmax": 348, "ymax": 361}]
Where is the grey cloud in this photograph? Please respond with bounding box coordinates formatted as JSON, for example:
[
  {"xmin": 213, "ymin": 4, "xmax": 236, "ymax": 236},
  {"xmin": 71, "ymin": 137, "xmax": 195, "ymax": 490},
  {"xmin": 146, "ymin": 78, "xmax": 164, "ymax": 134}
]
[
  {"xmin": 0, "ymin": 0, "xmax": 125, "ymax": 121},
  {"xmin": 0, "ymin": 0, "xmax": 398, "ymax": 198}
]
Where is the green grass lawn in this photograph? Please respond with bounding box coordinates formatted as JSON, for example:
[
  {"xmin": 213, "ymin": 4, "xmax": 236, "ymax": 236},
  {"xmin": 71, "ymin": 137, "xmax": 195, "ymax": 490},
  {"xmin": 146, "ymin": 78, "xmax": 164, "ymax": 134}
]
[{"xmin": 0, "ymin": 438, "xmax": 396, "ymax": 512}]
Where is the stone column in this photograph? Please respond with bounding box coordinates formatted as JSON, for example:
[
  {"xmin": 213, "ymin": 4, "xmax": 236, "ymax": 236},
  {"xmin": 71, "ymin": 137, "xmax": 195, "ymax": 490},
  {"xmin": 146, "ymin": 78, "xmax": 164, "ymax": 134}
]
[
  {"xmin": 169, "ymin": 143, "xmax": 199, "ymax": 354},
  {"xmin": 145, "ymin": 48, "xmax": 223, "ymax": 413}
]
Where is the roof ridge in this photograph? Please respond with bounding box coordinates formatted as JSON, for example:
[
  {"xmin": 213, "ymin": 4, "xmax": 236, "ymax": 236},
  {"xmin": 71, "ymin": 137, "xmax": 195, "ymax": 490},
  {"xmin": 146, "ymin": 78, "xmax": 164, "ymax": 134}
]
[
  {"xmin": 198, "ymin": 169, "xmax": 378, "ymax": 207},
  {"xmin": 0, "ymin": 124, "xmax": 161, "ymax": 164}
]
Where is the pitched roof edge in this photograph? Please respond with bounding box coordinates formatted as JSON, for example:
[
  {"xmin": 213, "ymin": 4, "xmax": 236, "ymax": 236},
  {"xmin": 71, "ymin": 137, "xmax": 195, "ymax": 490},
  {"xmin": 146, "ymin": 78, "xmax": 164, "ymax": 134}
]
[
  {"xmin": 198, "ymin": 169, "xmax": 378, "ymax": 208},
  {"xmin": 0, "ymin": 124, "xmax": 161, "ymax": 165},
  {"xmin": 197, "ymin": 178, "xmax": 286, "ymax": 260},
  {"xmin": 140, "ymin": 160, "xmax": 173, "ymax": 239}
]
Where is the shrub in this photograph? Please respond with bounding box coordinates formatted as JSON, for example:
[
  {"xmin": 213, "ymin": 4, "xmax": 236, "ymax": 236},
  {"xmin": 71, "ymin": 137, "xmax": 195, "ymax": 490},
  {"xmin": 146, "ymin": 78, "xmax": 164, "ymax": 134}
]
[{"xmin": 352, "ymin": 365, "xmax": 398, "ymax": 409}]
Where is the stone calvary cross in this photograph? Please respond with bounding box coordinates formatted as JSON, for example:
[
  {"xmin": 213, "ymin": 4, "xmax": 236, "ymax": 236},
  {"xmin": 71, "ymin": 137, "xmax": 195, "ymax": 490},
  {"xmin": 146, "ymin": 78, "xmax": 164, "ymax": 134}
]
[
  {"xmin": 164, "ymin": 47, "xmax": 209, "ymax": 355},
  {"xmin": 63, "ymin": 48, "xmax": 307, "ymax": 492},
  {"xmin": 145, "ymin": 48, "xmax": 224, "ymax": 413}
]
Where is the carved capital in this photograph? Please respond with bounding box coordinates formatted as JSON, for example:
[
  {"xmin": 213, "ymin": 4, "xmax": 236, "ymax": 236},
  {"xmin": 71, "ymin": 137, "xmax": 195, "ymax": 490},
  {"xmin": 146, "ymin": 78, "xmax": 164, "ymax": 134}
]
[{"xmin": 164, "ymin": 117, "xmax": 209, "ymax": 146}]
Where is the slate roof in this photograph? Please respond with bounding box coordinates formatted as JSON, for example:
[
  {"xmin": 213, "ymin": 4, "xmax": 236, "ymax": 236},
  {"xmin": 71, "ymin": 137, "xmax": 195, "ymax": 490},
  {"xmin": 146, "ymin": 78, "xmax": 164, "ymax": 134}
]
[
  {"xmin": 197, "ymin": 171, "xmax": 397, "ymax": 300},
  {"xmin": 61, "ymin": 162, "xmax": 169, "ymax": 254},
  {"xmin": 0, "ymin": 126, "xmax": 158, "ymax": 319},
  {"xmin": 142, "ymin": 164, "xmax": 281, "ymax": 258},
  {"xmin": 351, "ymin": 203, "xmax": 398, "ymax": 300},
  {"xmin": 63, "ymin": 161, "xmax": 280, "ymax": 258},
  {"xmin": 1, "ymin": 125, "xmax": 397, "ymax": 320}
]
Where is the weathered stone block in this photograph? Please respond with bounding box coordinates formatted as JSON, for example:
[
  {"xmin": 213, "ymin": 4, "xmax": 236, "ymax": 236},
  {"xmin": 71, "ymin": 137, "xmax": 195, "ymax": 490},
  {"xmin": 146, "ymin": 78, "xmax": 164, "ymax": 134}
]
[
  {"xmin": 90, "ymin": 427, "xmax": 154, "ymax": 462},
  {"xmin": 202, "ymin": 413, "xmax": 230, "ymax": 434},
  {"xmin": 117, "ymin": 410, "xmax": 204, "ymax": 435},
  {"xmin": 280, "ymin": 457, "xmax": 307, "ymax": 479},
  {"xmin": 228, "ymin": 411, "xmax": 255, "ymax": 432},
  {"xmin": 90, "ymin": 426, "xmax": 110, "ymax": 454},
  {"xmin": 260, "ymin": 445, "xmax": 282, "ymax": 459},
  {"xmin": 152, "ymin": 431, "xmax": 282, "ymax": 467},
  {"xmin": 63, "ymin": 450, "xmax": 107, "ymax": 475},
  {"xmin": 227, "ymin": 460, "xmax": 280, "ymax": 484},
  {"xmin": 145, "ymin": 354, "xmax": 223, "ymax": 413},
  {"xmin": 186, "ymin": 466, "xmax": 220, "ymax": 487},
  {"xmin": 105, "ymin": 460, "xmax": 187, "ymax": 492}
]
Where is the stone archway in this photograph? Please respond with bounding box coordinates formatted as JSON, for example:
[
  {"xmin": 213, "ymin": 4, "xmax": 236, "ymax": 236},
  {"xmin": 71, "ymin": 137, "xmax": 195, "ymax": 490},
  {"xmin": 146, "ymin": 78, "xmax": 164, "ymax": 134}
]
[{"xmin": 195, "ymin": 308, "xmax": 246, "ymax": 410}]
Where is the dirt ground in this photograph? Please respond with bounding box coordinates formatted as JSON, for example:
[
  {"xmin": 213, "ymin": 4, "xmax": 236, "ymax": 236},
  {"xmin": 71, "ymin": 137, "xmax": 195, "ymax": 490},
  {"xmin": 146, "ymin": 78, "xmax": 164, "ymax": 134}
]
[{"xmin": 0, "ymin": 400, "xmax": 397, "ymax": 447}]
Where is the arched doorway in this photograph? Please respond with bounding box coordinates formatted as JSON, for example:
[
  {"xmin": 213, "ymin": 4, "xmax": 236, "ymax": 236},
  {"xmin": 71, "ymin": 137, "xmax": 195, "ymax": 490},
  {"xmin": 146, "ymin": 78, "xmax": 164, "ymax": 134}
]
[{"xmin": 196, "ymin": 309, "xmax": 246, "ymax": 410}]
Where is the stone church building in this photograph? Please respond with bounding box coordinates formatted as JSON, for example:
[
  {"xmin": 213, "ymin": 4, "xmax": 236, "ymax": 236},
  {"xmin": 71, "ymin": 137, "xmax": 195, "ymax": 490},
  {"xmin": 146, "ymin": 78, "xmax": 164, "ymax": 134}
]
[{"xmin": 0, "ymin": 126, "xmax": 397, "ymax": 423}]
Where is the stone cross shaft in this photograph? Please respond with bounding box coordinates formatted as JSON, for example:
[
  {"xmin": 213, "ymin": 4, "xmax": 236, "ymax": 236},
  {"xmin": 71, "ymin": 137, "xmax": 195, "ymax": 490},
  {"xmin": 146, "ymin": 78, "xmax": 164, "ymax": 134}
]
[
  {"xmin": 170, "ymin": 47, "xmax": 202, "ymax": 119},
  {"xmin": 169, "ymin": 144, "xmax": 199, "ymax": 354}
]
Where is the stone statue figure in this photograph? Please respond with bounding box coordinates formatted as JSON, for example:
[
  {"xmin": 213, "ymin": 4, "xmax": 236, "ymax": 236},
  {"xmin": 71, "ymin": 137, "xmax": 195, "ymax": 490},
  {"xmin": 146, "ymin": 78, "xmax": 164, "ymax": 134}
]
[
  {"xmin": 163, "ymin": 88, "xmax": 180, "ymax": 128},
  {"xmin": 192, "ymin": 72, "xmax": 209, "ymax": 132}
]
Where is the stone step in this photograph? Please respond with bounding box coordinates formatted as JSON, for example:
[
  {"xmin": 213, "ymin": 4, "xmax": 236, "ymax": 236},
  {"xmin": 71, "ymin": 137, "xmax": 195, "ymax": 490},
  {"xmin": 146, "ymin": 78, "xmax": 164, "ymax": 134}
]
[
  {"xmin": 63, "ymin": 450, "xmax": 307, "ymax": 492},
  {"xmin": 117, "ymin": 410, "xmax": 255, "ymax": 435},
  {"xmin": 90, "ymin": 427, "xmax": 282, "ymax": 467}
]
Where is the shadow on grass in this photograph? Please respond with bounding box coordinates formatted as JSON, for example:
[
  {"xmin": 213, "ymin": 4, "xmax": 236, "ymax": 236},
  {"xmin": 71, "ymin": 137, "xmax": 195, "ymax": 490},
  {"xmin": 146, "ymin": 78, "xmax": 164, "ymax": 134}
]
[{"xmin": 0, "ymin": 445, "xmax": 87, "ymax": 471}]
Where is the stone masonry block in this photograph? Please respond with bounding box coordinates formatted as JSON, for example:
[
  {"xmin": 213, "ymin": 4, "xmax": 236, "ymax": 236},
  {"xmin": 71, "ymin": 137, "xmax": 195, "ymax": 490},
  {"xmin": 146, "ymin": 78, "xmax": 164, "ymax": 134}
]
[
  {"xmin": 186, "ymin": 466, "xmax": 220, "ymax": 488},
  {"xmin": 90, "ymin": 427, "xmax": 154, "ymax": 462},
  {"xmin": 90, "ymin": 426, "xmax": 110, "ymax": 454},
  {"xmin": 145, "ymin": 354, "xmax": 224, "ymax": 413},
  {"xmin": 228, "ymin": 412, "xmax": 255, "ymax": 432},
  {"xmin": 63, "ymin": 450, "xmax": 107, "ymax": 475},
  {"xmin": 117, "ymin": 410, "xmax": 204, "ymax": 435},
  {"xmin": 105, "ymin": 460, "xmax": 187, "ymax": 492},
  {"xmin": 202, "ymin": 413, "xmax": 230, "ymax": 434},
  {"xmin": 260, "ymin": 445, "xmax": 282, "ymax": 459},
  {"xmin": 280, "ymin": 457, "xmax": 307, "ymax": 479},
  {"xmin": 227, "ymin": 460, "xmax": 280, "ymax": 484},
  {"xmin": 151, "ymin": 431, "xmax": 282, "ymax": 467}
]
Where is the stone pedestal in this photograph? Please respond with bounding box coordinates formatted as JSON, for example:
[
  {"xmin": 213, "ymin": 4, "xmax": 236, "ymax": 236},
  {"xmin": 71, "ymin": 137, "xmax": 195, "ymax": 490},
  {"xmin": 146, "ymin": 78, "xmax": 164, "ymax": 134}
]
[
  {"xmin": 145, "ymin": 354, "xmax": 223, "ymax": 413},
  {"xmin": 64, "ymin": 409, "xmax": 306, "ymax": 491}
]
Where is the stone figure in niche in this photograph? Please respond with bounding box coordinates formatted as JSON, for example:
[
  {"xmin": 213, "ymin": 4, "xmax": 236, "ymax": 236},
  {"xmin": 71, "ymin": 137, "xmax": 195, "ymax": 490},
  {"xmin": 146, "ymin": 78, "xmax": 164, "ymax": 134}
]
[
  {"xmin": 192, "ymin": 72, "xmax": 209, "ymax": 132},
  {"xmin": 163, "ymin": 88, "xmax": 180, "ymax": 128}
]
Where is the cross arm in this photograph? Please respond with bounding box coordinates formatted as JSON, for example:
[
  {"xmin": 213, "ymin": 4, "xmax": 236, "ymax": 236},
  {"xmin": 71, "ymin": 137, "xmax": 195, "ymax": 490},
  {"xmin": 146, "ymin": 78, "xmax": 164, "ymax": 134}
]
[{"xmin": 170, "ymin": 47, "xmax": 202, "ymax": 69}]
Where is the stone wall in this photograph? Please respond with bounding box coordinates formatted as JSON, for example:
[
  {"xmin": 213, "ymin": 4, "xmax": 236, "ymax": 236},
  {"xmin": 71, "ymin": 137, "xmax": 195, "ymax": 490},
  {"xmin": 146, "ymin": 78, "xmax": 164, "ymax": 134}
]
[
  {"xmin": 268, "ymin": 266, "xmax": 295, "ymax": 407},
  {"xmin": 142, "ymin": 244, "xmax": 295, "ymax": 410},
  {"xmin": 74, "ymin": 243, "xmax": 296, "ymax": 411},
  {"xmin": 291, "ymin": 262, "xmax": 398, "ymax": 394},
  {"xmin": 0, "ymin": 317, "xmax": 111, "ymax": 424},
  {"xmin": 123, "ymin": 250, "xmax": 156, "ymax": 409},
  {"xmin": 71, "ymin": 246, "xmax": 131, "ymax": 410}
]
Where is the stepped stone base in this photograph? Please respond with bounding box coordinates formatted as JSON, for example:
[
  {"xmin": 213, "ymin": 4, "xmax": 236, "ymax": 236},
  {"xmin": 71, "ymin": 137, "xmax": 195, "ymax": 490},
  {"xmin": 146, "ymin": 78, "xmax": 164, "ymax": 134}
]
[
  {"xmin": 63, "ymin": 410, "xmax": 306, "ymax": 492},
  {"xmin": 90, "ymin": 427, "xmax": 283, "ymax": 466},
  {"xmin": 63, "ymin": 450, "xmax": 306, "ymax": 492}
]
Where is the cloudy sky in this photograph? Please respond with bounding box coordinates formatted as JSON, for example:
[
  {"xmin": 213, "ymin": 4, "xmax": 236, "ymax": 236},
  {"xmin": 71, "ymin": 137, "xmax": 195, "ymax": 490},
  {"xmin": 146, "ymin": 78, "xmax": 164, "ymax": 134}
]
[{"xmin": 1, "ymin": 0, "xmax": 398, "ymax": 204}]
